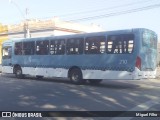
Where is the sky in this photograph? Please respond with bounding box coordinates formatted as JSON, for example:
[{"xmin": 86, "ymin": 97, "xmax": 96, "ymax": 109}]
[{"xmin": 0, "ymin": 0, "xmax": 160, "ymax": 40}]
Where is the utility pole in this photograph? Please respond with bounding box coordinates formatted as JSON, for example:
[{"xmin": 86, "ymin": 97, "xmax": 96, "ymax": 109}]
[
  {"xmin": 24, "ymin": 8, "xmax": 30, "ymax": 38},
  {"xmin": 9, "ymin": 0, "xmax": 30, "ymax": 38}
]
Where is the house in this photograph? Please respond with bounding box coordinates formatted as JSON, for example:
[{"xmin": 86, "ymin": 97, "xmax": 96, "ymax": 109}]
[{"xmin": 7, "ymin": 17, "xmax": 104, "ymax": 39}]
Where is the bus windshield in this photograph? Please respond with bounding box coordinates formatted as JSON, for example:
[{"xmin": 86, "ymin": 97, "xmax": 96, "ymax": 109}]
[{"xmin": 2, "ymin": 46, "xmax": 12, "ymax": 59}]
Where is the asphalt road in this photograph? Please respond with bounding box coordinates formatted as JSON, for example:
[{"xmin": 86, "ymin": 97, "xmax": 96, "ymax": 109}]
[{"xmin": 0, "ymin": 73, "xmax": 160, "ymax": 120}]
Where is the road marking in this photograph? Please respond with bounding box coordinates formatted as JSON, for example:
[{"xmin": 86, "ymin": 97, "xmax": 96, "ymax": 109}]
[{"xmin": 111, "ymin": 99, "xmax": 159, "ymax": 120}]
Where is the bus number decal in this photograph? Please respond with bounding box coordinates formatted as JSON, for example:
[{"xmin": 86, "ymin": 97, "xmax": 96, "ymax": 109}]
[{"xmin": 119, "ymin": 60, "xmax": 127, "ymax": 64}]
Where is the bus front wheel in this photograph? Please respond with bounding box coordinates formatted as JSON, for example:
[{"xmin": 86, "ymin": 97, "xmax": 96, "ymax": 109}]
[
  {"xmin": 15, "ymin": 66, "xmax": 24, "ymax": 79},
  {"xmin": 69, "ymin": 68, "xmax": 86, "ymax": 85}
]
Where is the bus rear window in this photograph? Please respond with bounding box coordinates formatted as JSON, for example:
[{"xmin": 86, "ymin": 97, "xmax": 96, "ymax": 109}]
[
  {"xmin": 106, "ymin": 34, "xmax": 134, "ymax": 54},
  {"xmin": 143, "ymin": 31, "xmax": 157, "ymax": 49}
]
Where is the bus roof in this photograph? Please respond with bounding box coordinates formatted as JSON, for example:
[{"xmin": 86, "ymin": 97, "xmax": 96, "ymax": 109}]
[{"xmin": 3, "ymin": 28, "xmax": 156, "ymax": 43}]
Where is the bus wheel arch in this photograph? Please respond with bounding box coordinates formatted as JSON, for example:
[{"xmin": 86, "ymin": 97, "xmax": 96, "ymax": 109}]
[
  {"xmin": 68, "ymin": 66, "xmax": 86, "ymax": 85},
  {"xmin": 13, "ymin": 65, "xmax": 24, "ymax": 79}
]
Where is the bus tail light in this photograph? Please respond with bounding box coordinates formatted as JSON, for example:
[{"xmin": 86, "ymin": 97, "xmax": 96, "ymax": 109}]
[{"xmin": 136, "ymin": 56, "xmax": 141, "ymax": 70}]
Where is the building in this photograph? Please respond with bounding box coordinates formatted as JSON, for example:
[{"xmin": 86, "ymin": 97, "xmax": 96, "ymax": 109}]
[
  {"xmin": 0, "ymin": 18, "xmax": 104, "ymax": 71},
  {"xmin": 0, "ymin": 24, "xmax": 8, "ymax": 64},
  {"xmin": 8, "ymin": 17, "xmax": 104, "ymax": 39}
]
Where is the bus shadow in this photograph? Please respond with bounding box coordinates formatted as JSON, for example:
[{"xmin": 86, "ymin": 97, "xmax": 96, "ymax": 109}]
[
  {"xmin": 89, "ymin": 80, "xmax": 140, "ymax": 89},
  {"xmin": 25, "ymin": 77, "xmax": 140, "ymax": 90},
  {"xmin": 1, "ymin": 74, "xmax": 140, "ymax": 89}
]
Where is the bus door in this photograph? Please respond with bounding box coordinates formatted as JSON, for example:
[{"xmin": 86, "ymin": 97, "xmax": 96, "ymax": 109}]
[{"xmin": 2, "ymin": 46, "xmax": 12, "ymax": 73}]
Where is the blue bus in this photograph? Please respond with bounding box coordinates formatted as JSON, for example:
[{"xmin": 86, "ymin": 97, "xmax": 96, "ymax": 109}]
[{"xmin": 1, "ymin": 28, "xmax": 157, "ymax": 84}]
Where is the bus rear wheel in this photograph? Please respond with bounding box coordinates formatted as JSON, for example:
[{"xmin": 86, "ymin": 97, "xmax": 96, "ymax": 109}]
[
  {"xmin": 15, "ymin": 66, "xmax": 24, "ymax": 79},
  {"xmin": 69, "ymin": 68, "xmax": 86, "ymax": 85},
  {"xmin": 88, "ymin": 79, "xmax": 102, "ymax": 84}
]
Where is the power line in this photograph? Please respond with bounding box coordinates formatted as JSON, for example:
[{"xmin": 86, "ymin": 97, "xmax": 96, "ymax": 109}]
[
  {"xmin": 8, "ymin": 0, "xmax": 160, "ymax": 25},
  {"xmin": 59, "ymin": 0, "xmax": 152, "ymax": 18},
  {"xmin": 34, "ymin": 0, "xmax": 159, "ymax": 21},
  {"xmin": 68, "ymin": 3, "xmax": 160, "ymax": 22}
]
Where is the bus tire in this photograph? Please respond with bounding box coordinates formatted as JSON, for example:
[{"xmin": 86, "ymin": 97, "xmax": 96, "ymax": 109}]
[
  {"xmin": 69, "ymin": 68, "xmax": 86, "ymax": 85},
  {"xmin": 88, "ymin": 79, "xmax": 102, "ymax": 84},
  {"xmin": 15, "ymin": 66, "xmax": 24, "ymax": 79}
]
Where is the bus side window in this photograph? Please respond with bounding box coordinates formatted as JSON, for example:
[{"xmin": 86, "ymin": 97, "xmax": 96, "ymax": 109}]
[
  {"xmin": 128, "ymin": 40, "xmax": 134, "ymax": 53},
  {"xmin": 36, "ymin": 40, "xmax": 49, "ymax": 55},
  {"xmin": 106, "ymin": 34, "xmax": 134, "ymax": 54},
  {"xmin": 50, "ymin": 39, "xmax": 65, "ymax": 55},
  {"xmin": 85, "ymin": 36, "xmax": 105, "ymax": 54},
  {"xmin": 14, "ymin": 42, "xmax": 23, "ymax": 55},
  {"xmin": 23, "ymin": 41, "xmax": 35, "ymax": 55},
  {"xmin": 124, "ymin": 34, "xmax": 134, "ymax": 54},
  {"xmin": 66, "ymin": 38, "xmax": 84, "ymax": 55}
]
